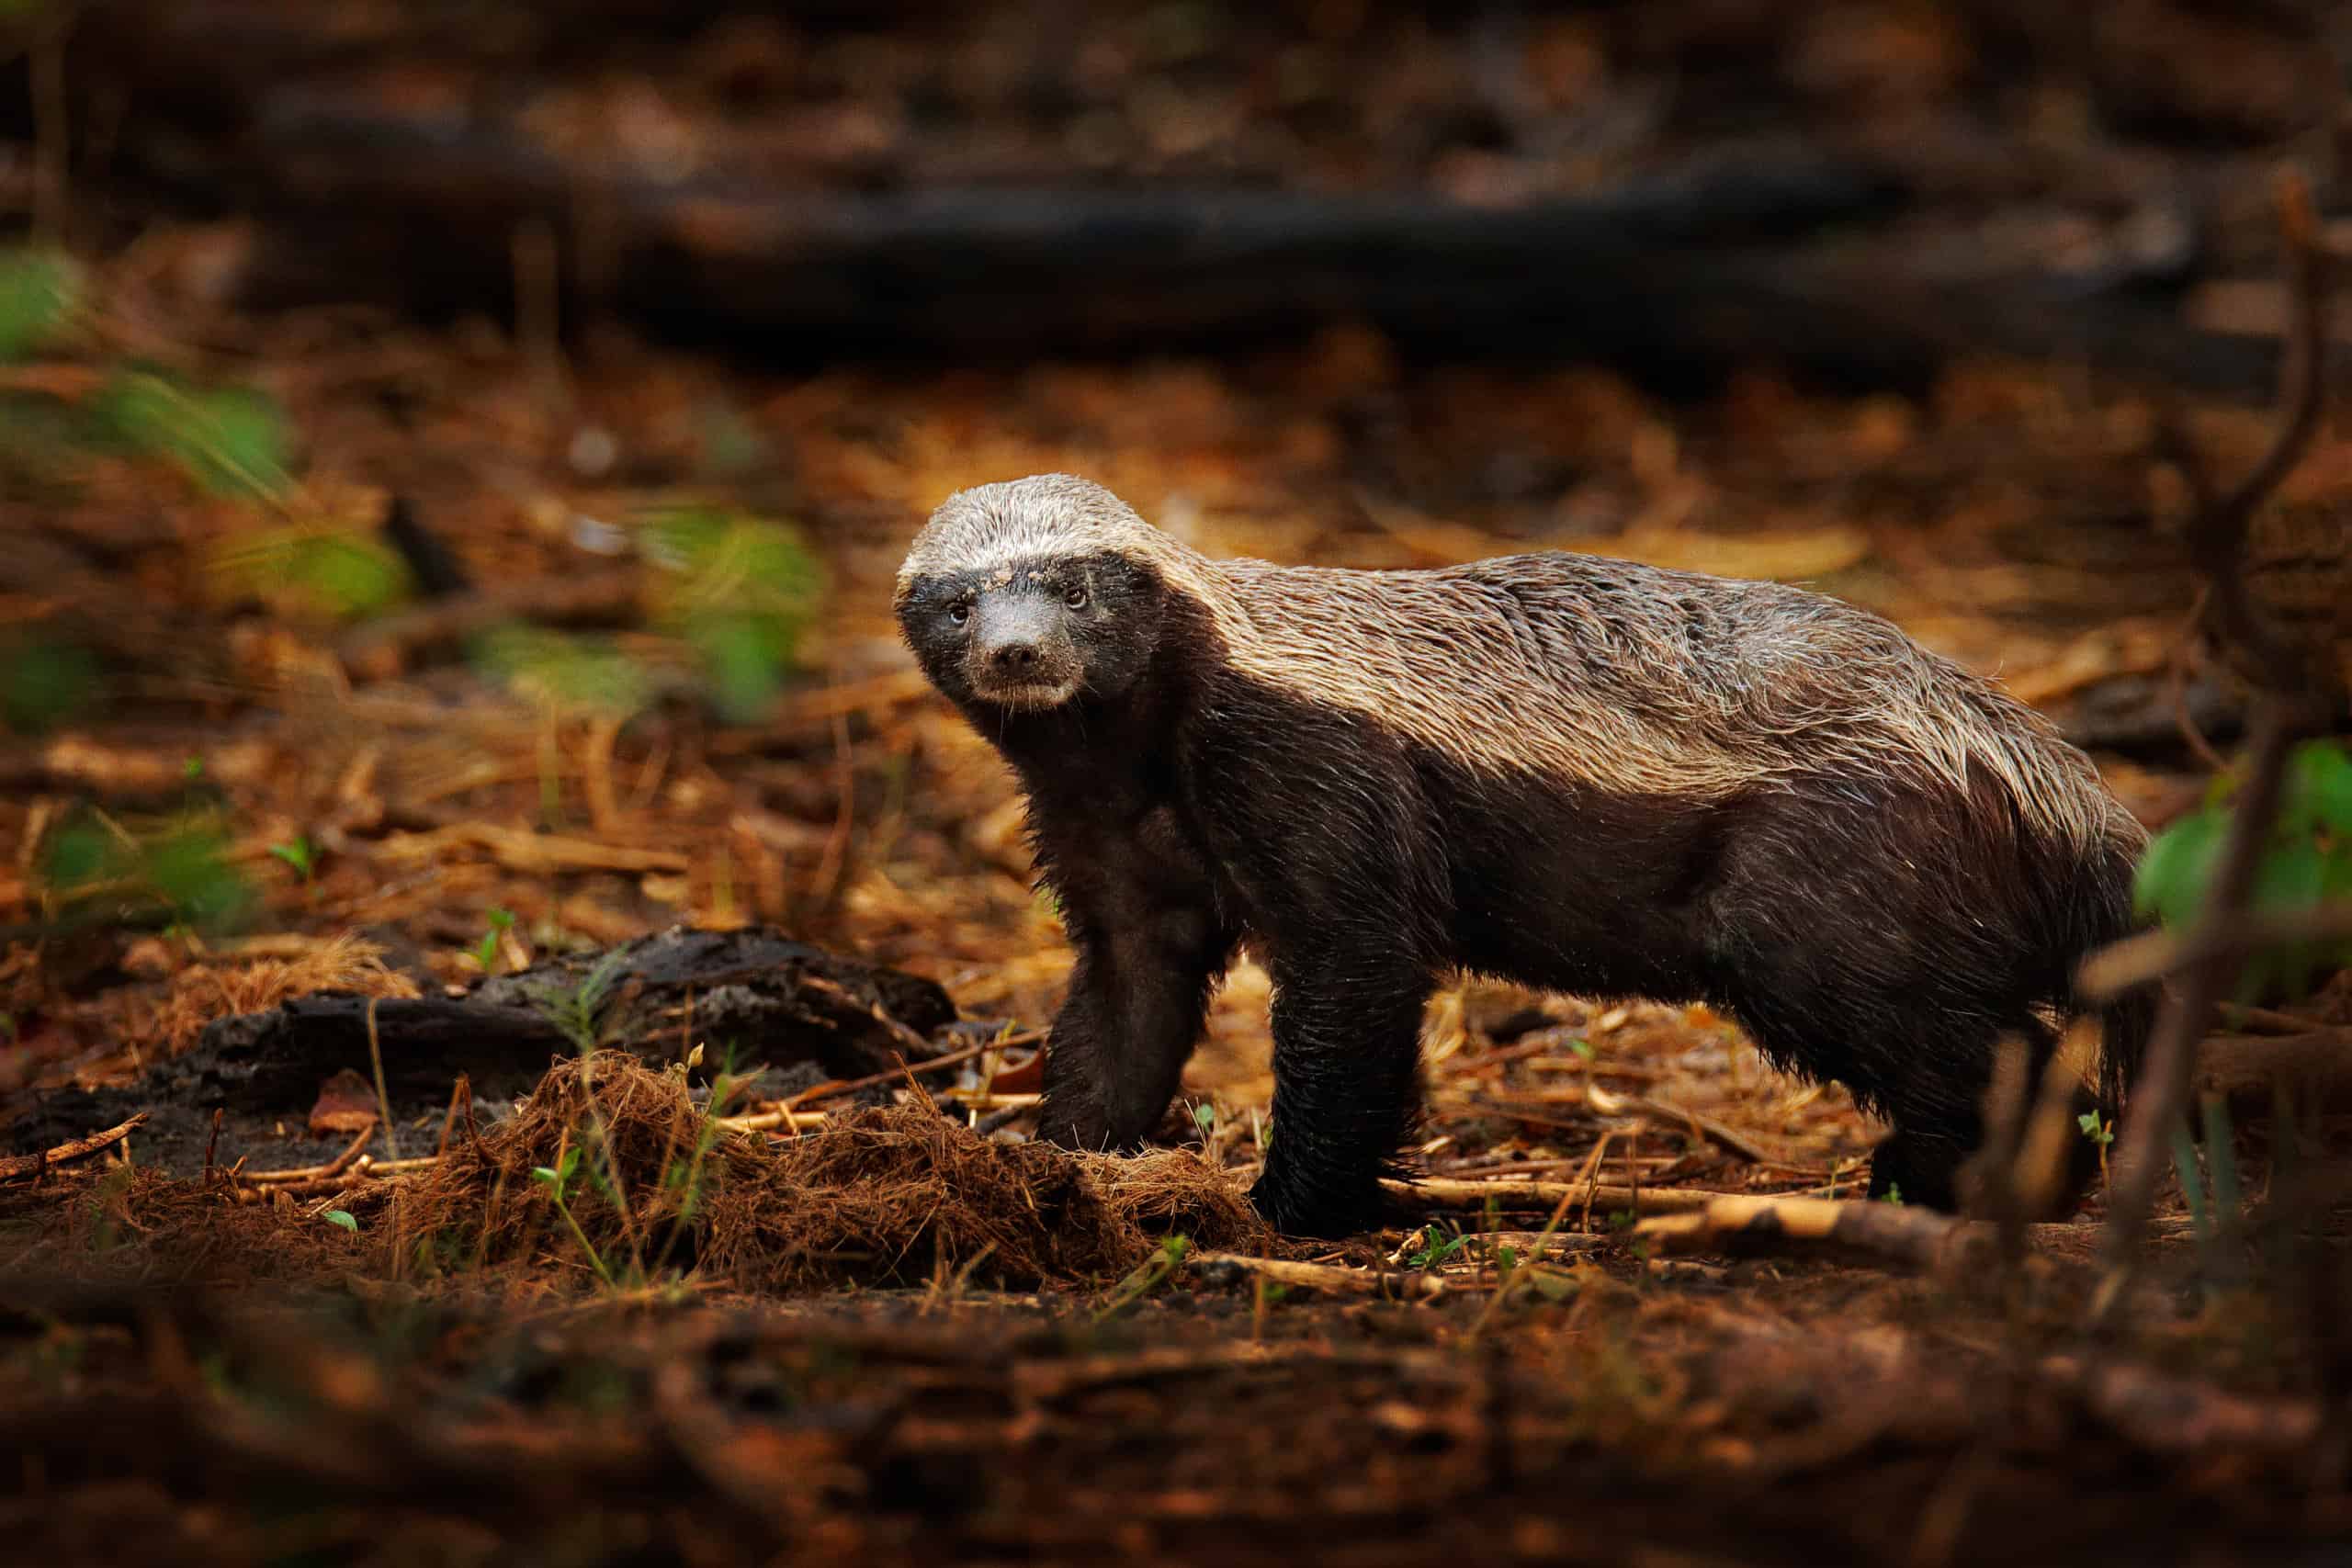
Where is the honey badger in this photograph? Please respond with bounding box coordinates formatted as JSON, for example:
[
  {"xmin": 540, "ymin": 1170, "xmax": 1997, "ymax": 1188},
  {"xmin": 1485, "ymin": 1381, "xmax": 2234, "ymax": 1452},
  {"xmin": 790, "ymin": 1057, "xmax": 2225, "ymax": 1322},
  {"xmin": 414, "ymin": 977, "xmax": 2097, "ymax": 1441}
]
[{"xmin": 896, "ymin": 473, "xmax": 2153, "ymax": 1238}]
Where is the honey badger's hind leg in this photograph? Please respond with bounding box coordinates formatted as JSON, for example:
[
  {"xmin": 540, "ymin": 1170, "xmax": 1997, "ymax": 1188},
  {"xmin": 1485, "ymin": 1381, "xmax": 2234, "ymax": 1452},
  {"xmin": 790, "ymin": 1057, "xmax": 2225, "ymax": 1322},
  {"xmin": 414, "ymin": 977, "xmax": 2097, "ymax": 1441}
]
[
  {"xmin": 1247, "ymin": 952, "xmax": 1434, "ymax": 1239},
  {"xmin": 1698, "ymin": 782, "xmax": 2062, "ymax": 1213},
  {"xmin": 1718, "ymin": 979, "xmax": 2003, "ymax": 1212}
]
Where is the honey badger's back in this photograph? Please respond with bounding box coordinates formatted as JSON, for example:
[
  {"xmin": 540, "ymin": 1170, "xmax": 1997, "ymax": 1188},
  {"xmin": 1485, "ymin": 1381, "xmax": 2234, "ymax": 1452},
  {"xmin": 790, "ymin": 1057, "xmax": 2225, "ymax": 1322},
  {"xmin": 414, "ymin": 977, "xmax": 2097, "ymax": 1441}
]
[
  {"xmin": 1207, "ymin": 547, "xmax": 2132, "ymax": 852},
  {"xmin": 1179, "ymin": 546, "xmax": 2150, "ymax": 1210}
]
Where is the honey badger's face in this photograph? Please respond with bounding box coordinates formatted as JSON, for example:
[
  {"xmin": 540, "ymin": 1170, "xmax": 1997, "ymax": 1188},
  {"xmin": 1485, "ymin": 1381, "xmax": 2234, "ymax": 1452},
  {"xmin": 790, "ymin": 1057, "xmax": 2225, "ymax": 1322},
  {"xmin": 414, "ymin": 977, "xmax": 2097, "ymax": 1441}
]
[
  {"xmin": 897, "ymin": 475, "xmax": 1176, "ymax": 716},
  {"xmin": 900, "ymin": 555, "xmax": 1164, "ymax": 712},
  {"xmin": 898, "ymin": 555, "xmax": 1170, "ymax": 713}
]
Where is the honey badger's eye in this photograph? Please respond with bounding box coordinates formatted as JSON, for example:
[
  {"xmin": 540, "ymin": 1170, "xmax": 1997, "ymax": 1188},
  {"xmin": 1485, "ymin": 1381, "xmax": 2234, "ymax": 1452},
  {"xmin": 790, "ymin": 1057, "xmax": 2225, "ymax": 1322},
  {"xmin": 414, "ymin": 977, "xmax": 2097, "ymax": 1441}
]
[
  {"xmin": 947, "ymin": 602, "xmax": 970, "ymax": 626},
  {"xmin": 1063, "ymin": 584, "xmax": 1089, "ymax": 609}
]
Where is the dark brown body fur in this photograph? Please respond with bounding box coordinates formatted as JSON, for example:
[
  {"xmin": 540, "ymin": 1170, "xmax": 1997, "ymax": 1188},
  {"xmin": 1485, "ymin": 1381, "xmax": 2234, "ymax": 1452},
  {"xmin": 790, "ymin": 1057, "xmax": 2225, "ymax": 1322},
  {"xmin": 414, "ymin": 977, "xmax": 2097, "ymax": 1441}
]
[{"xmin": 897, "ymin": 476, "xmax": 2153, "ymax": 1237}]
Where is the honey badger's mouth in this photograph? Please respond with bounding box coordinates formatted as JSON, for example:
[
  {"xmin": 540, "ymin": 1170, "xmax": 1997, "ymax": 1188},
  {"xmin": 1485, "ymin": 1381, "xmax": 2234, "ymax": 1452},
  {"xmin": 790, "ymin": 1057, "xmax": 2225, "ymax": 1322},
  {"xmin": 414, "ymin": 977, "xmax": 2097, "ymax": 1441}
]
[{"xmin": 969, "ymin": 674, "xmax": 1081, "ymax": 711}]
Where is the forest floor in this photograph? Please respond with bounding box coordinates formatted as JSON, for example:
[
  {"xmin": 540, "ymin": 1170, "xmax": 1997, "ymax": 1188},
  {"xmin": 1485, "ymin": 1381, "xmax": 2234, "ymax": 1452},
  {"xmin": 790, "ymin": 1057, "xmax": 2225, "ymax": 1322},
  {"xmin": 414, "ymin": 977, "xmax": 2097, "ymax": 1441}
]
[{"xmin": 4, "ymin": 220, "xmax": 2352, "ymax": 1565}]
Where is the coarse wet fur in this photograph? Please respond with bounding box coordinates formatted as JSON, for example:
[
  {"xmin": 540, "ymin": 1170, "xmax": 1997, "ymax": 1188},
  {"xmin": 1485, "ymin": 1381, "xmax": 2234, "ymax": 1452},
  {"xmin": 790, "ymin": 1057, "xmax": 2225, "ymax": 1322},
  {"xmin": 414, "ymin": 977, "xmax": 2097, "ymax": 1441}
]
[{"xmin": 896, "ymin": 474, "xmax": 2154, "ymax": 1238}]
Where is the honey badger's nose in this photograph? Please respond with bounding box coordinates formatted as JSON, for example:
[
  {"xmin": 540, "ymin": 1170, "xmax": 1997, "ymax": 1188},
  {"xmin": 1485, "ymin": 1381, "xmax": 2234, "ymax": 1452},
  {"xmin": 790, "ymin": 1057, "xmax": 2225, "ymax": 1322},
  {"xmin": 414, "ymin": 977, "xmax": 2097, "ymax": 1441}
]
[{"xmin": 990, "ymin": 641, "xmax": 1039, "ymax": 674}]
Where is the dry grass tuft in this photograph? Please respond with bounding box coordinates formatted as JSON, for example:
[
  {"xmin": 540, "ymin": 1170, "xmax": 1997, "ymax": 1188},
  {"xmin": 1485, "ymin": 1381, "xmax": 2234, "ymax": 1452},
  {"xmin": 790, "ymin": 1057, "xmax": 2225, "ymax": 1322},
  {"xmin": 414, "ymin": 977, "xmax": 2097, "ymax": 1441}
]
[
  {"xmin": 3, "ymin": 1055, "xmax": 1276, "ymax": 1296},
  {"xmin": 396, "ymin": 1053, "xmax": 1277, "ymax": 1292},
  {"xmin": 146, "ymin": 934, "xmax": 422, "ymax": 1053}
]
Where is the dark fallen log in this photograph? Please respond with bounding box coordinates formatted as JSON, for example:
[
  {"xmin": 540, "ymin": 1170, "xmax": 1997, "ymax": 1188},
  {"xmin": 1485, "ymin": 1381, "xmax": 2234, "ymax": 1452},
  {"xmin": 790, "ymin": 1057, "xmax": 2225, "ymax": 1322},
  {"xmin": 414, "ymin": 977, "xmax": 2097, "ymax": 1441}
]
[
  {"xmin": 63, "ymin": 51, "xmax": 2304, "ymax": 396},
  {"xmin": 181, "ymin": 924, "xmax": 957, "ymax": 1113},
  {"xmin": 9, "ymin": 927, "xmax": 959, "ymax": 1176}
]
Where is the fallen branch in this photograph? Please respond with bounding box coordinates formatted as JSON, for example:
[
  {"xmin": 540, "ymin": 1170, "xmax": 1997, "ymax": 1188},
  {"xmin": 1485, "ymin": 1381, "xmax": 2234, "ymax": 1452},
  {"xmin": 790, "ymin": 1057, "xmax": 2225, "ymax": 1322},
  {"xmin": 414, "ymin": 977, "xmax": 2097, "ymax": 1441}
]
[
  {"xmin": 1635, "ymin": 1194, "xmax": 1993, "ymax": 1271},
  {"xmin": 2039, "ymin": 1354, "xmax": 2324, "ymax": 1457},
  {"xmin": 369, "ymin": 822, "xmax": 689, "ymax": 875},
  {"xmin": 0, "ymin": 1113, "xmax": 149, "ymax": 1182},
  {"xmin": 1392, "ymin": 1176, "xmax": 1719, "ymax": 1219},
  {"xmin": 1190, "ymin": 1252, "xmax": 1448, "ymax": 1301},
  {"xmin": 711, "ymin": 1108, "xmax": 829, "ymax": 1135}
]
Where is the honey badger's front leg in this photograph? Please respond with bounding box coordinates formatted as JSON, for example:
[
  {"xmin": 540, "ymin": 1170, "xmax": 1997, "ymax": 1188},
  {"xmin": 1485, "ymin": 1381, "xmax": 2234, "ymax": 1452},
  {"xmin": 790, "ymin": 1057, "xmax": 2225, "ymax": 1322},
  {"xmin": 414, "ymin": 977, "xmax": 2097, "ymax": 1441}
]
[
  {"xmin": 1034, "ymin": 889, "xmax": 1232, "ymax": 1152},
  {"xmin": 1248, "ymin": 950, "xmax": 1433, "ymax": 1239}
]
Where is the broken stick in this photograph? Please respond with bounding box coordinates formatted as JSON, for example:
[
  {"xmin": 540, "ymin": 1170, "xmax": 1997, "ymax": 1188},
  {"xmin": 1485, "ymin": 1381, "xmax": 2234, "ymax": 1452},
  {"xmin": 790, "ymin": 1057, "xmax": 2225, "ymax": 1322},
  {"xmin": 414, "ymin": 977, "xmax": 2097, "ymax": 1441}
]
[{"xmin": 0, "ymin": 1114, "xmax": 150, "ymax": 1182}]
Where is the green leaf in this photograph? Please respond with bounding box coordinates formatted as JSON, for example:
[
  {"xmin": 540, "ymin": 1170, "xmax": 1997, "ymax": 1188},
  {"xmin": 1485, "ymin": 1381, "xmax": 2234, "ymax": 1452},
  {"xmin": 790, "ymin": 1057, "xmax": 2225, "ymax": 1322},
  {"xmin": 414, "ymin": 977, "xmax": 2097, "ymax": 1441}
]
[
  {"xmin": 322, "ymin": 1209, "xmax": 358, "ymax": 1233},
  {"xmin": 1, "ymin": 636, "xmax": 99, "ymax": 733},
  {"xmin": 2243, "ymin": 840, "xmax": 2329, "ymax": 1000},
  {"xmin": 2285, "ymin": 741, "xmax": 2352, "ymax": 839},
  {"xmin": 141, "ymin": 823, "xmax": 254, "ymax": 931},
  {"xmin": 1566, "ymin": 1036, "xmax": 1596, "ymax": 1061},
  {"xmin": 0, "ymin": 248, "xmax": 80, "ymax": 362},
  {"xmin": 40, "ymin": 818, "xmax": 114, "ymax": 892},
  {"xmin": 268, "ymin": 837, "xmax": 314, "ymax": 879},
  {"xmin": 96, "ymin": 371, "xmax": 291, "ymax": 500},
  {"xmin": 690, "ymin": 611, "xmax": 793, "ymax": 724},
  {"xmin": 470, "ymin": 624, "xmax": 655, "ymax": 719},
  {"xmin": 216, "ymin": 525, "xmax": 410, "ymax": 621},
  {"xmin": 1526, "ymin": 1268, "xmax": 1577, "ymax": 1303},
  {"xmin": 2134, "ymin": 807, "xmax": 2225, "ymax": 928},
  {"xmin": 639, "ymin": 506, "xmax": 823, "ymax": 722}
]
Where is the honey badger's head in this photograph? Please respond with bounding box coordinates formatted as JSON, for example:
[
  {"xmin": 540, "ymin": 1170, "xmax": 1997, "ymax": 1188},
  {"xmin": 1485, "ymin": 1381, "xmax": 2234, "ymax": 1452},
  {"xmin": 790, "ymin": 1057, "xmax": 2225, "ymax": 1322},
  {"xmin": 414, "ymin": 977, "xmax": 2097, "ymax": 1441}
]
[{"xmin": 895, "ymin": 474, "xmax": 1178, "ymax": 715}]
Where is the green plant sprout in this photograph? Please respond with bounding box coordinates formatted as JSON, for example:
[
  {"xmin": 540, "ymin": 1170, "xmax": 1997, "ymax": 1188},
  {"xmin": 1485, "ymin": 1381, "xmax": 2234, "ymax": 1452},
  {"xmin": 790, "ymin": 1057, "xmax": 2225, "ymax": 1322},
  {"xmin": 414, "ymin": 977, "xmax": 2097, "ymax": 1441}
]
[
  {"xmin": 2078, "ymin": 1109, "xmax": 2115, "ymax": 1190},
  {"xmin": 1095, "ymin": 1235, "xmax": 1190, "ymax": 1322},
  {"xmin": 1403, "ymin": 1223, "xmax": 1471, "ymax": 1269},
  {"xmin": 531, "ymin": 1145, "xmax": 617, "ymax": 1288},
  {"xmin": 533, "ymin": 948, "xmax": 630, "ymax": 1055},
  {"xmin": 476, "ymin": 908, "xmax": 516, "ymax": 974},
  {"xmin": 268, "ymin": 836, "xmax": 314, "ymax": 882}
]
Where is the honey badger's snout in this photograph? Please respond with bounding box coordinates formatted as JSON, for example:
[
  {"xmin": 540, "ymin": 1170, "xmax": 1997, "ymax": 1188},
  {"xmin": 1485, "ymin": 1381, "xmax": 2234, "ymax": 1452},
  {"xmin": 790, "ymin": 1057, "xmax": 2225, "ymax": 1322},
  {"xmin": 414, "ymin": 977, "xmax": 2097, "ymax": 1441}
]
[{"xmin": 967, "ymin": 591, "xmax": 1081, "ymax": 705}]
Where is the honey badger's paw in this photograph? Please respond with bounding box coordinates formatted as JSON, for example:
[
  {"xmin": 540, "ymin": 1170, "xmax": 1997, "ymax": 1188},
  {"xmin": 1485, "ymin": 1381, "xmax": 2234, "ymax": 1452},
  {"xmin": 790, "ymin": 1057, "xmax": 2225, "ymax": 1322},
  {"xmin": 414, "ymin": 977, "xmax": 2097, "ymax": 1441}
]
[{"xmin": 1246, "ymin": 1169, "xmax": 1387, "ymax": 1240}]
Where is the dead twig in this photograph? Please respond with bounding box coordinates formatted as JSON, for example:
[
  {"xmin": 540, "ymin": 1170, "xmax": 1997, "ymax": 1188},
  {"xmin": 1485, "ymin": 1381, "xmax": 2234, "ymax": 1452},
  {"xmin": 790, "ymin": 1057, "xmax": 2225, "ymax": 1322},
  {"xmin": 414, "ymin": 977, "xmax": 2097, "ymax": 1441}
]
[
  {"xmin": 793, "ymin": 972, "xmax": 941, "ymax": 1061},
  {"xmin": 242, "ymin": 1125, "xmax": 376, "ymax": 1188},
  {"xmin": 370, "ymin": 823, "xmax": 689, "ymax": 876},
  {"xmin": 0, "ymin": 1114, "xmax": 150, "ymax": 1182},
  {"xmin": 2100, "ymin": 168, "xmax": 2335, "ymax": 1291},
  {"xmin": 1190, "ymin": 1252, "xmax": 1448, "ymax": 1300},
  {"xmin": 2080, "ymin": 904, "xmax": 2352, "ymax": 999},
  {"xmin": 778, "ymin": 1037, "xmax": 1008, "ymax": 1110},
  {"xmin": 365, "ymin": 997, "xmax": 401, "ymax": 1163},
  {"xmin": 436, "ymin": 1074, "xmax": 471, "ymax": 1159},
  {"xmin": 1391, "ymin": 1176, "xmax": 1717, "ymax": 1219}
]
